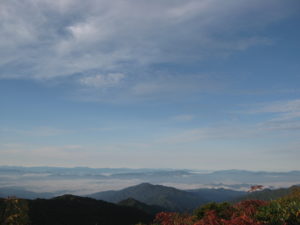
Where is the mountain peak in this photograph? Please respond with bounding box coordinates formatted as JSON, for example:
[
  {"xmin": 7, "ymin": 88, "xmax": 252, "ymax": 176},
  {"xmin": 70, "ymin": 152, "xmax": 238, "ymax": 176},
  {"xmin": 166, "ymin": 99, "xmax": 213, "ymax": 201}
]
[
  {"xmin": 135, "ymin": 183, "xmax": 154, "ymax": 188},
  {"xmin": 53, "ymin": 194, "xmax": 92, "ymax": 201}
]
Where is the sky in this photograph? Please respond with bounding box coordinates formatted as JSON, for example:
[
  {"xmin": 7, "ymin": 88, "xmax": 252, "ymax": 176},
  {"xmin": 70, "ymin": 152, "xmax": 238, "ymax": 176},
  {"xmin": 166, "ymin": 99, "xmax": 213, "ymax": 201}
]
[{"xmin": 0, "ymin": 0, "xmax": 300, "ymax": 171}]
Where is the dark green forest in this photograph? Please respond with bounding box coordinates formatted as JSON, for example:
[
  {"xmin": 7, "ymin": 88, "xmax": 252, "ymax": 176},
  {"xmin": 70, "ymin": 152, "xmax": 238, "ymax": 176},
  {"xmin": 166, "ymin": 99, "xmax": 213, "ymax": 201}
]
[
  {"xmin": 0, "ymin": 195, "xmax": 152, "ymax": 225},
  {"xmin": 1, "ymin": 185, "xmax": 300, "ymax": 225}
]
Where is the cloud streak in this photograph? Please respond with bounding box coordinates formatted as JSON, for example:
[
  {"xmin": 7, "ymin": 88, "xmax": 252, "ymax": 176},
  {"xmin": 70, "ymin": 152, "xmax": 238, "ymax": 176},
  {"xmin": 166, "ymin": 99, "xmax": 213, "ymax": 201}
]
[
  {"xmin": 0, "ymin": 0, "xmax": 297, "ymax": 81},
  {"xmin": 251, "ymin": 99, "xmax": 300, "ymax": 120},
  {"xmin": 2, "ymin": 127, "xmax": 72, "ymax": 137},
  {"xmin": 79, "ymin": 73, "xmax": 125, "ymax": 88},
  {"xmin": 159, "ymin": 99, "xmax": 300, "ymax": 144}
]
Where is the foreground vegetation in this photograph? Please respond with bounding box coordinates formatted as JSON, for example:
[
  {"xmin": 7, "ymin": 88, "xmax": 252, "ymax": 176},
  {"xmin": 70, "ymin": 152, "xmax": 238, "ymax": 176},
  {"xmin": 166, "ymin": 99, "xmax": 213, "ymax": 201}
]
[
  {"xmin": 0, "ymin": 186, "xmax": 299, "ymax": 225},
  {"xmin": 0, "ymin": 195, "xmax": 152, "ymax": 225},
  {"xmin": 147, "ymin": 186, "xmax": 300, "ymax": 225}
]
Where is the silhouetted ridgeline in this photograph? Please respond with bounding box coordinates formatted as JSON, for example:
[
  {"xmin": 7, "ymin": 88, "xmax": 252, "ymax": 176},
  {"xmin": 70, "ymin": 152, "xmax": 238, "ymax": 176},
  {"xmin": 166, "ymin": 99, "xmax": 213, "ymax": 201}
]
[
  {"xmin": 118, "ymin": 197, "xmax": 166, "ymax": 215},
  {"xmin": 0, "ymin": 195, "xmax": 152, "ymax": 225},
  {"xmin": 1, "ymin": 185, "xmax": 300, "ymax": 225}
]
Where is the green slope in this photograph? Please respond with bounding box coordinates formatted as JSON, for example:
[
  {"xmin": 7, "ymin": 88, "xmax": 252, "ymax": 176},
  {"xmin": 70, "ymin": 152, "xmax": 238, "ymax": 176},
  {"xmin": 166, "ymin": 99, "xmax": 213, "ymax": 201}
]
[
  {"xmin": 88, "ymin": 183, "xmax": 206, "ymax": 212},
  {"xmin": 187, "ymin": 188, "xmax": 246, "ymax": 202},
  {"xmin": 118, "ymin": 197, "xmax": 166, "ymax": 215}
]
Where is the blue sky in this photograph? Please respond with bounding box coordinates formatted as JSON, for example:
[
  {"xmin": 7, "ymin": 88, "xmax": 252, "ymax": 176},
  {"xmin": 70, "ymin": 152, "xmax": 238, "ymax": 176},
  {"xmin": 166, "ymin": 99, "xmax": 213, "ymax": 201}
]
[{"xmin": 0, "ymin": 0, "xmax": 300, "ymax": 170}]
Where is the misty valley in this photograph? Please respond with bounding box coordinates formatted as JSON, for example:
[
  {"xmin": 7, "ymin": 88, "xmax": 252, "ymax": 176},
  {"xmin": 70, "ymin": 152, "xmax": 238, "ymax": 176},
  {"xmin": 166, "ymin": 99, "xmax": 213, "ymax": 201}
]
[{"xmin": 0, "ymin": 167, "xmax": 300, "ymax": 224}]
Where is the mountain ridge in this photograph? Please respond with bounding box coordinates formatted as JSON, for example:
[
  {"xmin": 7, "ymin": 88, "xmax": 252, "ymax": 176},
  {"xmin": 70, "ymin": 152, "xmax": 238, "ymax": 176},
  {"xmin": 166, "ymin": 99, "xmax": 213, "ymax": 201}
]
[
  {"xmin": 87, "ymin": 182, "xmax": 247, "ymax": 212},
  {"xmin": 0, "ymin": 194, "xmax": 153, "ymax": 225}
]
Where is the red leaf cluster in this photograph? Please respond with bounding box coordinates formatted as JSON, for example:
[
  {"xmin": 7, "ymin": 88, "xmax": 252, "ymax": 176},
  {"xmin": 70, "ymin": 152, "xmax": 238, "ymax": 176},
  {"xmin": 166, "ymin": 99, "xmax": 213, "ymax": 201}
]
[
  {"xmin": 153, "ymin": 200, "xmax": 268, "ymax": 225},
  {"xmin": 154, "ymin": 212, "xmax": 194, "ymax": 225}
]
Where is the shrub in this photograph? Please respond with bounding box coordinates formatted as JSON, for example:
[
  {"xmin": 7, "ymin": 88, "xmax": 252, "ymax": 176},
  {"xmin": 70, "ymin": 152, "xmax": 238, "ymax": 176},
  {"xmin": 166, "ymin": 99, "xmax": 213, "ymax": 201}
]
[{"xmin": 194, "ymin": 202, "xmax": 233, "ymax": 220}]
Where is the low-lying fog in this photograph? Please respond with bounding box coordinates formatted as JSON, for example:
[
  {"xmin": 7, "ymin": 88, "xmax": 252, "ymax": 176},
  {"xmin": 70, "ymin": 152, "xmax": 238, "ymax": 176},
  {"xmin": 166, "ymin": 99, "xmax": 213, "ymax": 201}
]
[{"xmin": 0, "ymin": 166, "xmax": 299, "ymax": 195}]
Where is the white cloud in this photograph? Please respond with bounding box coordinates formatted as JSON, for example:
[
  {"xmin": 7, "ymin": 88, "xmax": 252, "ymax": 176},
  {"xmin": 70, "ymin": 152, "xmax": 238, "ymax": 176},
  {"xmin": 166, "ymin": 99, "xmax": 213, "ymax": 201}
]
[
  {"xmin": 252, "ymin": 99, "xmax": 300, "ymax": 132},
  {"xmin": 79, "ymin": 73, "xmax": 125, "ymax": 88},
  {"xmin": 160, "ymin": 98, "xmax": 300, "ymax": 143},
  {"xmin": 253, "ymin": 99, "xmax": 300, "ymax": 114},
  {"xmin": 71, "ymin": 73, "xmax": 223, "ymax": 102},
  {"xmin": 249, "ymin": 99, "xmax": 300, "ymax": 121},
  {"xmin": 130, "ymin": 73, "xmax": 222, "ymax": 97},
  {"xmin": 0, "ymin": 0, "xmax": 297, "ymax": 80},
  {"xmin": 261, "ymin": 120, "xmax": 300, "ymax": 131}
]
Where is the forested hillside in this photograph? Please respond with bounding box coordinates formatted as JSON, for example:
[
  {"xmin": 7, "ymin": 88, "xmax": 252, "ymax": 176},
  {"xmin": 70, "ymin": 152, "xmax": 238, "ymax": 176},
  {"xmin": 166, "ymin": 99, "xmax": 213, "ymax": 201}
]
[
  {"xmin": 0, "ymin": 195, "xmax": 152, "ymax": 225},
  {"xmin": 88, "ymin": 183, "xmax": 246, "ymax": 212},
  {"xmin": 88, "ymin": 183, "xmax": 206, "ymax": 212},
  {"xmin": 146, "ymin": 186, "xmax": 300, "ymax": 225},
  {"xmin": 235, "ymin": 185, "xmax": 299, "ymax": 202},
  {"xmin": 1, "ymin": 186, "xmax": 300, "ymax": 225}
]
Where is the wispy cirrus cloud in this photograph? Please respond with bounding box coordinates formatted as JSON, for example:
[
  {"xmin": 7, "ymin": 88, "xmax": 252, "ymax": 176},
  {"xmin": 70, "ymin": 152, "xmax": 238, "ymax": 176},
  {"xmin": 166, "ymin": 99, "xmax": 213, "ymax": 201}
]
[
  {"xmin": 159, "ymin": 99, "xmax": 300, "ymax": 144},
  {"xmin": 78, "ymin": 73, "xmax": 125, "ymax": 88},
  {"xmin": 250, "ymin": 99, "xmax": 300, "ymax": 121},
  {"xmin": 247, "ymin": 99, "xmax": 300, "ymax": 132},
  {"xmin": 260, "ymin": 120, "xmax": 300, "ymax": 131},
  {"xmin": 2, "ymin": 127, "xmax": 72, "ymax": 137},
  {"xmin": 0, "ymin": 0, "xmax": 298, "ymax": 81},
  {"xmin": 72, "ymin": 73, "xmax": 225, "ymax": 102},
  {"xmin": 1, "ymin": 0, "xmax": 298, "ymax": 104}
]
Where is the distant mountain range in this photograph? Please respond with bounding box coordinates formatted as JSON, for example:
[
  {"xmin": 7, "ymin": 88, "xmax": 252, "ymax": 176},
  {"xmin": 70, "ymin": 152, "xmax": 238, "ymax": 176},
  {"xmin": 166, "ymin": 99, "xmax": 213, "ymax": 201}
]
[
  {"xmin": 0, "ymin": 187, "xmax": 58, "ymax": 199},
  {"xmin": 88, "ymin": 183, "xmax": 204, "ymax": 212},
  {"xmin": 187, "ymin": 187, "xmax": 246, "ymax": 202},
  {"xmin": 1, "ymin": 184, "xmax": 300, "ymax": 225},
  {"xmin": 1, "ymin": 182, "xmax": 247, "ymax": 212},
  {"xmin": 3, "ymin": 181, "xmax": 300, "ymax": 214},
  {"xmin": 1, "ymin": 166, "xmax": 299, "ymax": 193},
  {"xmin": 1, "ymin": 166, "xmax": 300, "ymax": 203},
  {"xmin": 87, "ymin": 183, "xmax": 246, "ymax": 211}
]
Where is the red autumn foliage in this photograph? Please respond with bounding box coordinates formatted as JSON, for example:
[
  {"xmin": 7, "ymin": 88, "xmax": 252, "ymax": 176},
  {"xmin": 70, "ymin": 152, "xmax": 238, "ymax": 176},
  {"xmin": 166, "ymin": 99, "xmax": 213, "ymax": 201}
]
[
  {"xmin": 152, "ymin": 200, "xmax": 268, "ymax": 225},
  {"xmin": 154, "ymin": 212, "xmax": 194, "ymax": 225},
  {"xmin": 194, "ymin": 210, "xmax": 263, "ymax": 225},
  {"xmin": 234, "ymin": 200, "xmax": 268, "ymax": 216}
]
